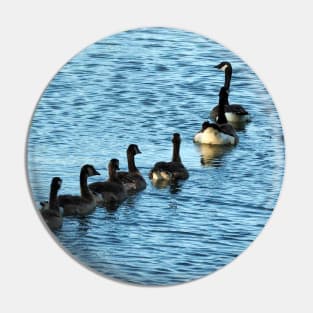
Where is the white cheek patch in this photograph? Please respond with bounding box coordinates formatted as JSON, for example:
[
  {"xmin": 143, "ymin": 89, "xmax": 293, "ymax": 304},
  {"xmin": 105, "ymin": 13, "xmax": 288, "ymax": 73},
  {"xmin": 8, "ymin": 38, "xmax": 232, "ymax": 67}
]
[{"xmin": 220, "ymin": 64, "xmax": 228, "ymax": 71}]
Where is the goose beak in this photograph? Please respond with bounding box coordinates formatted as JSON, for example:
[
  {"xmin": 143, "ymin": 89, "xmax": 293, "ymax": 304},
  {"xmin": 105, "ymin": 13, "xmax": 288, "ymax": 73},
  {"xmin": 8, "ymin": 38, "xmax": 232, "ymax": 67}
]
[
  {"xmin": 94, "ymin": 170, "xmax": 101, "ymax": 176},
  {"xmin": 137, "ymin": 148, "xmax": 142, "ymax": 154}
]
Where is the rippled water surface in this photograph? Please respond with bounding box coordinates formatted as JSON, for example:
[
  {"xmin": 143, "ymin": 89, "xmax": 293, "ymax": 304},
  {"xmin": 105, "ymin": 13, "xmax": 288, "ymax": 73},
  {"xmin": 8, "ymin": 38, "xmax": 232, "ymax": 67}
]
[{"xmin": 27, "ymin": 27, "xmax": 284, "ymax": 285}]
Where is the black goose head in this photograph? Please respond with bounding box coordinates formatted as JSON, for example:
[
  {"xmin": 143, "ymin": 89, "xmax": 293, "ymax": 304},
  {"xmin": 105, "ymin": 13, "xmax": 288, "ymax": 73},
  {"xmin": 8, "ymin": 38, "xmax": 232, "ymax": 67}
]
[
  {"xmin": 172, "ymin": 133, "xmax": 181, "ymax": 144},
  {"xmin": 51, "ymin": 177, "xmax": 62, "ymax": 190},
  {"xmin": 109, "ymin": 159, "xmax": 120, "ymax": 171},
  {"xmin": 201, "ymin": 121, "xmax": 211, "ymax": 131},
  {"xmin": 214, "ymin": 61, "xmax": 232, "ymax": 71},
  {"xmin": 82, "ymin": 164, "xmax": 101, "ymax": 177},
  {"xmin": 127, "ymin": 144, "xmax": 141, "ymax": 155}
]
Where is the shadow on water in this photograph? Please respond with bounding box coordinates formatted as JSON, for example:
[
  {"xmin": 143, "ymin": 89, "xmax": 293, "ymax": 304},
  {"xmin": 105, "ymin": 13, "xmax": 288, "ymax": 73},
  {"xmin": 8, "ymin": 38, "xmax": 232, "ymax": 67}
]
[{"xmin": 194, "ymin": 143, "xmax": 234, "ymax": 167}]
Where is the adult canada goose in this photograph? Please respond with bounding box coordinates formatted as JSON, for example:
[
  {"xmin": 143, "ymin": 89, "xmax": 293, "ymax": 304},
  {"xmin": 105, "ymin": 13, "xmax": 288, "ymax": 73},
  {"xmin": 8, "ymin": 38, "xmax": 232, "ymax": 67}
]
[
  {"xmin": 40, "ymin": 177, "xmax": 63, "ymax": 230},
  {"xmin": 149, "ymin": 133, "xmax": 189, "ymax": 182},
  {"xmin": 210, "ymin": 61, "xmax": 250, "ymax": 123},
  {"xmin": 58, "ymin": 164, "xmax": 100, "ymax": 216},
  {"xmin": 117, "ymin": 144, "xmax": 147, "ymax": 192},
  {"xmin": 194, "ymin": 87, "xmax": 239, "ymax": 145},
  {"xmin": 89, "ymin": 159, "xmax": 127, "ymax": 205}
]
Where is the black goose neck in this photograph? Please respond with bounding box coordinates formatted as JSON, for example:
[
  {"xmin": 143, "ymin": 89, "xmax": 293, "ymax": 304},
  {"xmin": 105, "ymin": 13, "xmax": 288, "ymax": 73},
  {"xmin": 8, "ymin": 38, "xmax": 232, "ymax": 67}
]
[
  {"xmin": 49, "ymin": 185, "xmax": 59, "ymax": 211},
  {"xmin": 224, "ymin": 66, "xmax": 232, "ymax": 91},
  {"xmin": 127, "ymin": 151, "xmax": 138, "ymax": 173},
  {"xmin": 217, "ymin": 93, "xmax": 228, "ymax": 124},
  {"xmin": 172, "ymin": 140, "xmax": 182, "ymax": 163},
  {"xmin": 108, "ymin": 164, "xmax": 119, "ymax": 183},
  {"xmin": 80, "ymin": 169, "xmax": 92, "ymax": 199}
]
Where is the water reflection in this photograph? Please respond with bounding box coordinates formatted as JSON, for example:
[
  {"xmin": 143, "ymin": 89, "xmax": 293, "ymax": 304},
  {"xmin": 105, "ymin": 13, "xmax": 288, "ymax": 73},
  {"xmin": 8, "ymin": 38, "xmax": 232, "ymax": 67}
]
[
  {"xmin": 194, "ymin": 144, "xmax": 233, "ymax": 167},
  {"xmin": 76, "ymin": 215, "xmax": 92, "ymax": 235},
  {"xmin": 150, "ymin": 179, "xmax": 183, "ymax": 194},
  {"xmin": 169, "ymin": 181, "xmax": 183, "ymax": 194},
  {"xmin": 123, "ymin": 194, "xmax": 139, "ymax": 209}
]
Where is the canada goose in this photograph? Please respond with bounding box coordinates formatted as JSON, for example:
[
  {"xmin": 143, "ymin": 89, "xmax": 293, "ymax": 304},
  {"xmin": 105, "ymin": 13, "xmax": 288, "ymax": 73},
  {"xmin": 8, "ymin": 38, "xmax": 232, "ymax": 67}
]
[
  {"xmin": 194, "ymin": 87, "xmax": 239, "ymax": 145},
  {"xmin": 210, "ymin": 61, "xmax": 250, "ymax": 123},
  {"xmin": 40, "ymin": 177, "xmax": 63, "ymax": 230},
  {"xmin": 58, "ymin": 164, "xmax": 100, "ymax": 216},
  {"xmin": 149, "ymin": 133, "xmax": 189, "ymax": 182},
  {"xmin": 117, "ymin": 144, "xmax": 147, "ymax": 192},
  {"xmin": 89, "ymin": 159, "xmax": 127, "ymax": 205}
]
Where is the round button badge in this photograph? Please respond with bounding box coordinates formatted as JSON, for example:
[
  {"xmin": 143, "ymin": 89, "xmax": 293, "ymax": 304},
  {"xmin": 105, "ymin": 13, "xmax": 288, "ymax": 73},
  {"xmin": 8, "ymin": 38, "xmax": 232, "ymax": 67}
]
[{"xmin": 27, "ymin": 27, "xmax": 285, "ymax": 286}]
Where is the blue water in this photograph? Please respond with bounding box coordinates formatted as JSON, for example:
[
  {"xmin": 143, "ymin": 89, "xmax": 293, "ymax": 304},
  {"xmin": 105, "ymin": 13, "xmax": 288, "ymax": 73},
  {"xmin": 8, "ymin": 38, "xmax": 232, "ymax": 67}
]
[{"xmin": 27, "ymin": 27, "xmax": 285, "ymax": 286}]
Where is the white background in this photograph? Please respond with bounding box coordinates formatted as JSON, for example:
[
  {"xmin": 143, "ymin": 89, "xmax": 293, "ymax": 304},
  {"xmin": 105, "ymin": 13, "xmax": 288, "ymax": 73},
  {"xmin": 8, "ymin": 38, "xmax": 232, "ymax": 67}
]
[{"xmin": 1, "ymin": 1, "xmax": 312, "ymax": 312}]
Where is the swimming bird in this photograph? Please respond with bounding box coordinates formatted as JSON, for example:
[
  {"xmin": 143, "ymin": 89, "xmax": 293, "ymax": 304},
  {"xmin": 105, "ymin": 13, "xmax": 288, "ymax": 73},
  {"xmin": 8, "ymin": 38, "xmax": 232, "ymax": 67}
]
[
  {"xmin": 58, "ymin": 164, "xmax": 100, "ymax": 216},
  {"xmin": 149, "ymin": 133, "xmax": 189, "ymax": 182},
  {"xmin": 194, "ymin": 87, "xmax": 239, "ymax": 145},
  {"xmin": 40, "ymin": 177, "xmax": 63, "ymax": 230},
  {"xmin": 210, "ymin": 61, "xmax": 250, "ymax": 123},
  {"xmin": 89, "ymin": 159, "xmax": 127, "ymax": 205},
  {"xmin": 117, "ymin": 144, "xmax": 147, "ymax": 192}
]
